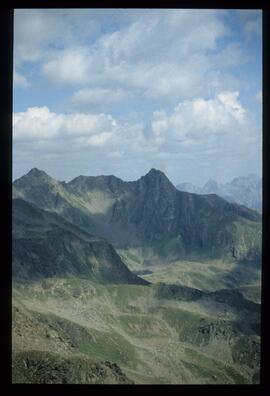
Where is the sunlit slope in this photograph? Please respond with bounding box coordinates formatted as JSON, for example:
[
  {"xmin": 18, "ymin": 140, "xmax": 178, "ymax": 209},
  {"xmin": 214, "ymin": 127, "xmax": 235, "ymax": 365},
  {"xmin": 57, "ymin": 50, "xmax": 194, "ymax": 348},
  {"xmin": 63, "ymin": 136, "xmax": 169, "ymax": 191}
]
[
  {"xmin": 13, "ymin": 168, "xmax": 262, "ymax": 263},
  {"xmin": 13, "ymin": 279, "xmax": 260, "ymax": 384},
  {"xmin": 127, "ymin": 258, "xmax": 261, "ymax": 295},
  {"xmin": 12, "ymin": 168, "xmax": 261, "ymax": 384}
]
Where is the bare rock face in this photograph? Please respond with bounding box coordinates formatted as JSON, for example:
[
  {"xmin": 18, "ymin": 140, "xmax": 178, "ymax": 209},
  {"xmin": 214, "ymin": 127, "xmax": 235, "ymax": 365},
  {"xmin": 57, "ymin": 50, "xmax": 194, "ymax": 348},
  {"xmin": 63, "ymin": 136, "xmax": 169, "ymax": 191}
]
[
  {"xmin": 13, "ymin": 168, "xmax": 262, "ymax": 263},
  {"xmin": 12, "ymin": 350, "xmax": 133, "ymax": 384}
]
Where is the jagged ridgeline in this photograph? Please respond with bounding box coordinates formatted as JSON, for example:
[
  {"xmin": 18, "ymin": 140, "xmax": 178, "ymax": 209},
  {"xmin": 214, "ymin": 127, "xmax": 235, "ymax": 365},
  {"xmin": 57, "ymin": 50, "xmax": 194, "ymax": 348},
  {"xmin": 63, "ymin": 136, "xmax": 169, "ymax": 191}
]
[
  {"xmin": 13, "ymin": 168, "xmax": 262, "ymax": 264},
  {"xmin": 12, "ymin": 168, "xmax": 261, "ymax": 384},
  {"xmin": 177, "ymin": 174, "xmax": 262, "ymax": 210}
]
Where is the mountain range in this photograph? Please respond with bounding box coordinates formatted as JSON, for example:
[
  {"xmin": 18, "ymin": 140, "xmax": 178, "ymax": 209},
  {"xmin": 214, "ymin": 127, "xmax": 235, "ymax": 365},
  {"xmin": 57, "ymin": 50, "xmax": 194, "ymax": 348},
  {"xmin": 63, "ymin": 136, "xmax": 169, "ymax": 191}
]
[
  {"xmin": 176, "ymin": 174, "xmax": 262, "ymax": 210},
  {"xmin": 12, "ymin": 168, "xmax": 262, "ymax": 384},
  {"xmin": 13, "ymin": 168, "xmax": 261, "ymax": 267}
]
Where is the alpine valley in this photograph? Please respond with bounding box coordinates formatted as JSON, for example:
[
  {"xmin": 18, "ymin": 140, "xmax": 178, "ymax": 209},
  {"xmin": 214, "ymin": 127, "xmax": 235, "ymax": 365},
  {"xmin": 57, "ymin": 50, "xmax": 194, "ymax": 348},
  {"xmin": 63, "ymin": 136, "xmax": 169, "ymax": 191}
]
[{"xmin": 12, "ymin": 168, "xmax": 262, "ymax": 384}]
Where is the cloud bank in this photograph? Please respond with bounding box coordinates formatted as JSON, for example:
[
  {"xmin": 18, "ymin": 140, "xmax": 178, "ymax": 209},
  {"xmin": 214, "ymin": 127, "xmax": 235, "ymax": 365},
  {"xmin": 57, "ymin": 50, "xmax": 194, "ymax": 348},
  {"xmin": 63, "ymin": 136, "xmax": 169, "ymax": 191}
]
[{"xmin": 13, "ymin": 9, "xmax": 262, "ymax": 184}]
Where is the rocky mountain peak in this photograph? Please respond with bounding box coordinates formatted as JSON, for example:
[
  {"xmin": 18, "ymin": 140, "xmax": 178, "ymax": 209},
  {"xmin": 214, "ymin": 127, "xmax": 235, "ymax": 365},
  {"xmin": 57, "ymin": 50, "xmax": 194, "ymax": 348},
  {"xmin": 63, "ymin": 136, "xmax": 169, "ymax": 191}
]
[
  {"xmin": 14, "ymin": 168, "xmax": 55, "ymax": 188},
  {"xmin": 203, "ymin": 179, "xmax": 219, "ymax": 193},
  {"xmin": 140, "ymin": 168, "xmax": 175, "ymax": 188},
  {"xmin": 137, "ymin": 169, "xmax": 177, "ymax": 198},
  {"xmin": 27, "ymin": 168, "xmax": 50, "ymax": 178},
  {"xmin": 12, "ymin": 168, "xmax": 262, "ymax": 262},
  {"xmin": 230, "ymin": 174, "xmax": 261, "ymax": 188},
  {"xmin": 144, "ymin": 168, "xmax": 166, "ymax": 179}
]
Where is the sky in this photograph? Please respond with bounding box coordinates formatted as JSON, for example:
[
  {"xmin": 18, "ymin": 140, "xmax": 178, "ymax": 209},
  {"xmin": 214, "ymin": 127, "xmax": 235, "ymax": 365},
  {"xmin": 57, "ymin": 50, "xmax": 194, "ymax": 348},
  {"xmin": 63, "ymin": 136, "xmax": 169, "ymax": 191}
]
[{"xmin": 13, "ymin": 8, "xmax": 262, "ymax": 186}]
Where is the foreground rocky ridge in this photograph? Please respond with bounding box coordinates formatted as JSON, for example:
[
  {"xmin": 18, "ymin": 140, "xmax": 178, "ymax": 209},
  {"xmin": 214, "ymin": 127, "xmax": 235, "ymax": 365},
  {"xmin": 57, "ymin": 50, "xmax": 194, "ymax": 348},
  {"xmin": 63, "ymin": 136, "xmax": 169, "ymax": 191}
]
[
  {"xmin": 12, "ymin": 278, "xmax": 260, "ymax": 384},
  {"xmin": 12, "ymin": 350, "xmax": 132, "ymax": 384}
]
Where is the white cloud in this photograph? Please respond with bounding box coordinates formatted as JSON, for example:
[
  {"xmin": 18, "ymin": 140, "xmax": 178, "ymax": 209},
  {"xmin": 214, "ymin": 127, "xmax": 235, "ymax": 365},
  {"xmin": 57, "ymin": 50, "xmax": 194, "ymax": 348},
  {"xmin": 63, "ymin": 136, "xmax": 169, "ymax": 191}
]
[
  {"xmin": 97, "ymin": 10, "xmax": 228, "ymax": 63},
  {"xmin": 76, "ymin": 132, "xmax": 113, "ymax": 147},
  {"xmin": 13, "ymin": 10, "xmax": 262, "ymax": 184},
  {"xmin": 13, "ymin": 106, "xmax": 117, "ymax": 146},
  {"xmin": 14, "ymin": 9, "xmax": 99, "ymax": 66},
  {"xmin": 42, "ymin": 48, "xmax": 94, "ymax": 86},
  {"xmin": 14, "ymin": 9, "xmax": 257, "ymax": 110},
  {"xmin": 41, "ymin": 43, "xmax": 242, "ymax": 106},
  {"xmin": 13, "ymin": 107, "xmax": 61, "ymax": 140},
  {"xmin": 211, "ymin": 43, "xmax": 250, "ymax": 69},
  {"xmin": 36, "ymin": 9, "xmax": 240, "ymax": 105},
  {"xmin": 151, "ymin": 91, "xmax": 250, "ymax": 148},
  {"xmin": 13, "ymin": 71, "xmax": 29, "ymax": 88},
  {"xmin": 71, "ymin": 87, "xmax": 131, "ymax": 108},
  {"xmin": 13, "ymin": 91, "xmax": 256, "ymax": 158},
  {"xmin": 63, "ymin": 113, "xmax": 116, "ymax": 138},
  {"xmin": 14, "ymin": 10, "xmax": 65, "ymax": 66},
  {"xmin": 15, "ymin": 10, "xmax": 63, "ymax": 47},
  {"xmin": 12, "ymin": 91, "xmax": 261, "ymax": 185},
  {"xmin": 217, "ymin": 91, "xmax": 246, "ymax": 122}
]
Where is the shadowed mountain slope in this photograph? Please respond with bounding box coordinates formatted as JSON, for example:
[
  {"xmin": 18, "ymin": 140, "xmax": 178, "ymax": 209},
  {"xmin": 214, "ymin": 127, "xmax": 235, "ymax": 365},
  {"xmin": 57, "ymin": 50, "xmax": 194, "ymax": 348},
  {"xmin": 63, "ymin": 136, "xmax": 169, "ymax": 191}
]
[
  {"xmin": 12, "ymin": 198, "xmax": 148, "ymax": 285},
  {"xmin": 13, "ymin": 168, "xmax": 262, "ymax": 263}
]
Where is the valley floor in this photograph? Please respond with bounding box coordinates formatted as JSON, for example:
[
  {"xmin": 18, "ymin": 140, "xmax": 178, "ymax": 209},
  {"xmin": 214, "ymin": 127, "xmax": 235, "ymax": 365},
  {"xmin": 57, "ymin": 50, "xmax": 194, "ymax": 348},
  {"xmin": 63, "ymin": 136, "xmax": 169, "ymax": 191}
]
[{"xmin": 12, "ymin": 258, "xmax": 261, "ymax": 384}]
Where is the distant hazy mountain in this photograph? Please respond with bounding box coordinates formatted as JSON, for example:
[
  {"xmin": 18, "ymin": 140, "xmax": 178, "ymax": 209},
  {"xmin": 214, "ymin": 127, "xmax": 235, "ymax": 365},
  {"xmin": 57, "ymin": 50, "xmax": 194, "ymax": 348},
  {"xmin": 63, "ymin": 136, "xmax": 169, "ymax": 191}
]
[
  {"xmin": 174, "ymin": 182, "xmax": 202, "ymax": 194},
  {"xmin": 177, "ymin": 174, "xmax": 262, "ymax": 209},
  {"xmin": 13, "ymin": 168, "xmax": 262, "ymax": 264},
  {"xmin": 12, "ymin": 198, "xmax": 148, "ymax": 285}
]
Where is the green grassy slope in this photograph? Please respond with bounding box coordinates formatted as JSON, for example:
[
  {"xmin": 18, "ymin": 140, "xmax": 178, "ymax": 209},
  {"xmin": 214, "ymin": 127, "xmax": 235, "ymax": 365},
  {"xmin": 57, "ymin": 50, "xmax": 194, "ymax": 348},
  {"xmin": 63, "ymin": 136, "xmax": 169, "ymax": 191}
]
[{"xmin": 13, "ymin": 277, "xmax": 260, "ymax": 384}]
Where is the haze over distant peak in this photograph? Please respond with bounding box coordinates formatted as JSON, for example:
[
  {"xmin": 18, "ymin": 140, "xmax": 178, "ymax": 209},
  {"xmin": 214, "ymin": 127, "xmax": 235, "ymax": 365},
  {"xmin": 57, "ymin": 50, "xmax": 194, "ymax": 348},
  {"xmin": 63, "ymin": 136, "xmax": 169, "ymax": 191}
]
[
  {"xmin": 176, "ymin": 174, "xmax": 262, "ymax": 209},
  {"xmin": 13, "ymin": 166, "xmax": 261, "ymax": 264}
]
